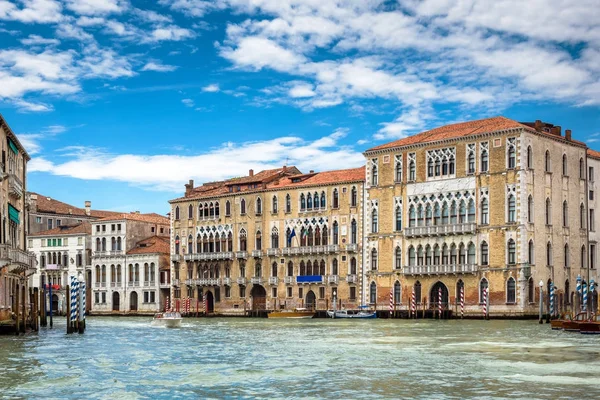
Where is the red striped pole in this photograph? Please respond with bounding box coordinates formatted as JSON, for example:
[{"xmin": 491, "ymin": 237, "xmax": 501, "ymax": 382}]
[
  {"xmin": 460, "ymin": 286, "xmax": 464, "ymax": 319},
  {"xmin": 165, "ymin": 296, "xmax": 169, "ymax": 312},
  {"xmin": 203, "ymin": 293, "xmax": 207, "ymax": 316},
  {"xmin": 411, "ymin": 288, "xmax": 416, "ymax": 318},
  {"xmin": 438, "ymin": 287, "xmax": 442, "ymax": 319},
  {"xmin": 389, "ymin": 289, "xmax": 394, "ymax": 318},
  {"xmin": 482, "ymin": 288, "xmax": 487, "ymax": 318}
]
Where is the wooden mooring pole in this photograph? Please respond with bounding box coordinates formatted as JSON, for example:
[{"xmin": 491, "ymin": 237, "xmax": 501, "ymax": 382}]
[{"xmin": 66, "ymin": 284, "xmax": 71, "ymax": 334}]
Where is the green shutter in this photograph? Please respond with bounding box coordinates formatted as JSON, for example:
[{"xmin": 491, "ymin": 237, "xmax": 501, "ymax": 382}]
[
  {"xmin": 8, "ymin": 138, "xmax": 18, "ymax": 155},
  {"xmin": 8, "ymin": 204, "xmax": 19, "ymax": 224}
]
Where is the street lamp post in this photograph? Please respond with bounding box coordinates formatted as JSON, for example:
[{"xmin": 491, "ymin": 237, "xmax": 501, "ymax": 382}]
[{"xmin": 539, "ymin": 280, "xmax": 544, "ymax": 324}]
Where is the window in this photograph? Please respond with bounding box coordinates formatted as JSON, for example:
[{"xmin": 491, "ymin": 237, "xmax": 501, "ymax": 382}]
[
  {"xmin": 562, "ymin": 154, "xmax": 568, "ymax": 176},
  {"xmin": 350, "ymin": 257, "xmax": 357, "ymax": 275},
  {"xmin": 287, "ymin": 287, "xmax": 292, "ymax": 297},
  {"xmin": 414, "ymin": 281, "xmax": 421, "ymax": 304},
  {"xmin": 47, "ymin": 219, "xmax": 53, "ymax": 230},
  {"xmin": 467, "ymin": 144, "xmax": 475, "ymax": 174},
  {"xmin": 349, "ymin": 286, "xmax": 356, "ymax": 300},
  {"xmin": 580, "ymin": 203, "xmax": 586, "ymax": 229},
  {"xmin": 174, "ymin": 207, "xmax": 180, "ymax": 220},
  {"xmin": 239, "ymin": 229, "xmax": 247, "ymax": 251},
  {"xmin": 527, "ymin": 195, "xmax": 533, "ymax": 223},
  {"xmin": 591, "ymin": 244, "xmax": 596, "ymax": 269},
  {"xmin": 507, "ymin": 194, "xmax": 516, "ymax": 223},
  {"xmin": 332, "ymin": 221, "xmax": 339, "ymax": 245},
  {"xmin": 371, "ymin": 249, "xmax": 377, "ymax": 270},
  {"xmin": 409, "ymin": 153, "xmax": 416, "ymax": 181},
  {"xmin": 547, "ymin": 242, "xmax": 553, "ymax": 266},
  {"xmin": 528, "ymin": 240, "xmax": 534, "ymax": 265},
  {"xmin": 481, "ymin": 198, "xmax": 489, "ymax": 225},
  {"xmin": 563, "ymin": 201, "xmax": 569, "ymax": 227},
  {"xmin": 408, "ymin": 246, "xmax": 415, "ymax": 266},
  {"xmin": 394, "ymin": 281, "xmax": 401, "ymax": 304},
  {"xmin": 427, "ymin": 148, "xmax": 455, "ymax": 178},
  {"xmin": 307, "ymin": 193, "xmax": 313, "ymax": 209},
  {"xmin": 371, "ymin": 209, "xmax": 378, "ymax": 233},
  {"xmin": 372, "ymin": 164, "xmax": 378, "ymax": 186},
  {"xmin": 225, "ymin": 201, "xmax": 231, "ymax": 216},
  {"xmin": 240, "ymin": 199, "xmax": 246, "ymax": 215},
  {"xmin": 527, "ymin": 146, "xmax": 533, "ymax": 169},
  {"xmin": 351, "ymin": 219, "xmax": 357, "ymax": 244},
  {"xmin": 590, "ymin": 166, "xmax": 595, "ymax": 181},
  {"xmin": 256, "ymin": 198, "xmax": 262, "ymax": 215},
  {"xmin": 507, "ymin": 239, "xmax": 516, "ymax": 265},
  {"xmin": 395, "ymin": 247, "xmax": 402, "ymax": 269},
  {"xmin": 332, "ymin": 189, "xmax": 339, "ymax": 208},
  {"xmin": 545, "ymin": 198, "xmax": 552, "ymax": 225},
  {"xmin": 272, "ymin": 262, "xmax": 278, "ymax": 277},
  {"xmin": 580, "ymin": 158, "xmax": 585, "ymax": 179},
  {"xmin": 545, "ymin": 150, "xmax": 551, "ymax": 172},
  {"xmin": 271, "ymin": 228, "xmax": 279, "ymax": 248},
  {"xmin": 591, "ymin": 209, "xmax": 595, "ymax": 231},
  {"xmin": 564, "ymin": 243, "xmax": 569, "ymax": 268},
  {"xmin": 272, "ymin": 196, "xmax": 278, "ymax": 213},
  {"xmin": 481, "ymin": 143, "xmax": 489, "ymax": 172},
  {"xmin": 351, "ymin": 187, "xmax": 357, "ymax": 207},
  {"xmin": 506, "ymin": 278, "xmax": 516, "ymax": 304},
  {"xmin": 395, "ymin": 206, "xmax": 402, "ymax": 231},
  {"xmin": 369, "ymin": 282, "xmax": 377, "ymax": 304},
  {"xmin": 255, "ymin": 230, "xmax": 262, "ymax": 250},
  {"xmin": 590, "ymin": 190, "xmax": 594, "ymax": 201},
  {"xmin": 479, "ymin": 278, "xmax": 488, "ymax": 304},
  {"xmin": 507, "ymin": 138, "xmax": 516, "ymax": 169},
  {"xmin": 395, "ymin": 157, "xmax": 402, "ymax": 182},
  {"xmin": 188, "ymin": 204, "xmax": 193, "ymax": 219},
  {"xmin": 320, "ymin": 192, "xmax": 326, "ymax": 209},
  {"xmin": 285, "ymin": 194, "xmax": 291, "ymax": 213}
]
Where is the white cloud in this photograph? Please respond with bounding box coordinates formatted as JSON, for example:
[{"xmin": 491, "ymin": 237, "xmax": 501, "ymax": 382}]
[
  {"xmin": 202, "ymin": 83, "xmax": 220, "ymax": 92},
  {"xmin": 29, "ymin": 129, "xmax": 364, "ymax": 191},
  {"xmin": 288, "ymin": 82, "xmax": 315, "ymax": 98},
  {"xmin": 65, "ymin": 0, "xmax": 127, "ymax": 16},
  {"xmin": 375, "ymin": 108, "xmax": 434, "ymax": 140},
  {"xmin": 149, "ymin": 25, "xmax": 194, "ymax": 42},
  {"xmin": 17, "ymin": 124, "xmax": 66, "ymax": 154},
  {"xmin": 158, "ymin": 0, "xmax": 215, "ymax": 18},
  {"xmin": 0, "ymin": 0, "xmax": 63, "ymax": 23},
  {"xmin": 220, "ymin": 36, "xmax": 306, "ymax": 72},
  {"xmin": 141, "ymin": 61, "xmax": 178, "ymax": 72},
  {"xmin": 133, "ymin": 8, "xmax": 172, "ymax": 23},
  {"xmin": 181, "ymin": 98, "xmax": 194, "ymax": 107},
  {"xmin": 12, "ymin": 99, "xmax": 53, "ymax": 112},
  {"xmin": 20, "ymin": 34, "xmax": 60, "ymax": 46},
  {"xmin": 76, "ymin": 15, "xmax": 104, "ymax": 26}
]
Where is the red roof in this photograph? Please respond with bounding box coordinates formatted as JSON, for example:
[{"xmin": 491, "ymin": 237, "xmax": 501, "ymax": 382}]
[
  {"xmin": 30, "ymin": 222, "xmax": 91, "ymax": 237},
  {"xmin": 588, "ymin": 149, "xmax": 600, "ymax": 160},
  {"xmin": 127, "ymin": 236, "xmax": 170, "ymax": 255},
  {"xmin": 30, "ymin": 192, "xmax": 122, "ymax": 219},
  {"xmin": 96, "ymin": 212, "xmax": 169, "ymax": 225}
]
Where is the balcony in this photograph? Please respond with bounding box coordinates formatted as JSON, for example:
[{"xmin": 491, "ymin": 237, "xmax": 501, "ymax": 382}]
[
  {"xmin": 196, "ymin": 278, "xmax": 221, "ymax": 286},
  {"xmin": 267, "ymin": 248, "xmax": 280, "ymax": 256},
  {"xmin": 327, "ymin": 275, "xmax": 339, "ymax": 285},
  {"xmin": 237, "ymin": 277, "xmax": 247, "ymax": 285},
  {"xmin": 223, "ymin": 277, "xmax": 232, "ymax": 286},
  {"xmin": 403, "ymin": 264, "xmax": 478, "ymax": 275},
  {"xmin": 250, "ymin": 277, "xmax": 263, "ymax": 285},
  {"xmin": 171, "ymin": 254, "xmax": 181, "ymax": 262},
  {"xmin": 296, "ymin": 275, "xmax": 324, "ymax": 284},
  {"xmin": 143, "ymin": 281, "xmax": 156, "ymax": 287},
  {"xmin": 127, "ymin": 281, "xmax": 141, "ymax": 287},
  {"xmin": 284, "ymin": 276, "xmax": 293, "ymax": 284},
  {"xmin": 0, "ymin": 244, "xmax": 36, "ymax": 274},
  {"xmin": 184, "ymin": 252, "xmax": 234, "ymax": 262},
  {"xmin": 8, "ymin": 173, "xmax": 23, "ymax": 198},
  {"xmin": 404, "ymin": 223, "xmax": 476, "ymax": 238},
  {"xmin": 326, "ymin": 245, "xmax": 340, "ymax": 253},
  {"xmin": 173, "ymin": 279, "xmax": 180, "ymax": 286},
  {"xmin": 159, "ymin": 282, "xmax": 170, "ymax": 289},
  {"xmin": 346, "ymin": 275, "xmax": 357, "ymax": 283},
  {"xmin": 251, "ymin": 250, "xmax": 263, "ymax": 258},
  {"xmin": 280, "ymin": 246, "xmax": 338, "ymax": 256},
  {"xmin": 235, "ymin": 251, "xmax": 248, "ymax": 259},
  {"xmin": 346, "ymin": 243, "xmax": 358, "ymax": 252},
  {"xmin": 185, "ymin": 279, "xmax": 194, "ymax": 285},
  {"xmin": 268, "ymin": 277, "xmax": 278, "ymax": 285}
]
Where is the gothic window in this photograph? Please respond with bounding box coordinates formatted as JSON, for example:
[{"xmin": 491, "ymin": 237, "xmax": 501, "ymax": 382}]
[
  {"xmin": 321, "ymin": 191, "xmax": 326, "ymax": 208},
  {"xmin": 425, "ymin": 204, "xmax": 433, "ymax": 226},
  {"xmin": 307, "ymin": 193, "xmax": 313, "ymax": 209},
  {"xmin": 580, "ymin": 203, "xmax": 586, "ymax": 229},
  {"xmin": 481, "ymin": 198, "xmax": 489, "ymax": 225},
  {"xmin": 175, "ymin": 206, "xmax": 180, "ymax": 220},
  {"xmin": 188, "ymin": 235, "xmax": 193, "ymax": 254},
  {"xmin": 351, "ymin": 186, "xmax": 357, "ymax": 207},
  {"xmin": 395, "ymin": 206, "xmax": 402, "ymax": 231},
  {"xmin": 271, "ymin": 228, "xmax": 279, "ymax": 248},
  {"xmin": 409, "ymin": 205, "xmax": 416, "ymax": 227},
  {"xmin": 562, "ymin": 154, "xmax": 568, "ymax": 176},
  {"xmin": 350, "ymin": 257, "xmax": 357, "ymax": 275},
  {"xmin": 286, "ymin": 194, "xmax": 291, "ymax": 213},
  {"xmin": 272, "ymin": 262, "xmax": 278, "ymax": 277},
  {"xmin": 239, "ymin": 229, "xmax": 247, "ymax": 251},
  {"xmin": 332, "ymin": 258, "xmax": 338, "ymax": 275},
  {"xmin": 506, "ymin": 277, "xmax": 516, "ymax": 304},
  {"xmin": 581, "ymin": 245, "xmax": 586, "ymax": 269},
  {"xmin": 442, "ymin": 202, "xmax": 449, "ymax": 225},
  {"xmin": 508, "ymin": 194, "xmax": 516, "ymax": 222},
  {"xmin": 225, "ymin": 200, "xmax": 231, "ymax": 216},
  {"xmin": 426, "ymin": 148, "xmax": 456, "ymax": 178},
  {"xmin": 507, "ymin": 239, "xmax": 516, "ymax": 265},
  {"xmin": 564, "ymin": 243, "xmax": 569, "ymax": 268},
  {"xmin": 395, "ymin": 246, "xmax": 402, "ymax": 269},
  {"xmin": 479, "ymin": 278, "xmax": 489, "ymax": 304},
  {"xmin": 188, "ymin": 204, "xmax": 193, "ymax": 219},
  {"xmin": 372, "ymin": 164, "xmax": 378, "ymax": 186},
  {"xmin": 215, "ymin": 202, "xmax": 219, "ymax": 217},
  {"xmin": 332, "ymin": 189, "xmax": 339, "ymax": 208},
  {"xmin": 256, "ymin": 197, "xmax": 262, "ymax": 215},
  {"xmin": 395, "ymin": 155, "xmax": 402, "ymax": 182},
  {"xmin": 481, "ymin": 241, "xmax": 488, "ymax": 266},
  {"xmin": 287, "ymin": 261, "xmax": 293, "ymax": 276},
  {"xmin": 175, "ymin": 236, "xmax": 180, "ymax": 254},
  {"xmin": 313, "ymin": 192, "xmax": 319, "ymax": 210},
  {"xmin": 527, "ymin": 195, "xmax": 533, "ymax": 223},
  {"xmin": 528, "ymin": 240, "xmax": 534, "ymax": 264},
  {"xmin": 527, "ymin": 146, "xmax": 533, "ymax": 169},
  {"xmin": 545, "ymin": 150, "xmax": 551, "ymax": 172},
  {"xmin": 563, "ymin": 201, "xmax": 569, "ymax": 227},
  {"xmin": 408, "ymin": 153, "xmax": 416, "ymax": 181},
  {"xmin": 507, "ymin": 138, "xmax": 516, "ymax": 169},
  {"xmin": 459, "ymin": 201, "xmax": 467, "ymax": 223},
  {"xmin": 351, "ymin": 219, "xmax": 357, "ymax": 244},
  {"xmin": 408, "ymin": 246, "xmax": 416, "ymax": 266},
  {"xmin": 468, "ymin": 199, "xmax": 476, "ymax": 223},
  {"xmin": 372, "ymin": 208, "xmax": 378, "ymax": 233},
  {"xmin": 580, "ymin": 158, "xmax": 585, "ymax": 179},
  {"xmin": 545, "ymin": 198, "xmax": 552, "ymax": 225},
  {"xmin": 480, "ymin": 142, "xmax": 489, "ymax": 172},
  {"xmin": 240, "ymin": 198, "xmax": 246, "ymax": 215},
  {"xmin": 467, "ymin": 242, "xmax": 476, "ymax": 264},
  {"xmin": 467, "ymin": 143, "xmax": 476, "ymax": 174},
  {"xmin": 371, "ymin": 249, "xmax": 378, "ymax": 271},
  {"xmin": 547, "ymin": 242, "xmax": 553, "ymax": 266},
  {"xmin": 433, "ymin": 203, "xmax": 440, "ymax": 225},
  {"xmin": 300, "ymin": 194, "xmax": 306, "ymax": 211},
  {"xmin": 333, "ymin": 221, "xmax": 339, "ymax": 245},
  {"xmin": 272, "ymin": 196, "xmax": 278, "ymax": 213}
]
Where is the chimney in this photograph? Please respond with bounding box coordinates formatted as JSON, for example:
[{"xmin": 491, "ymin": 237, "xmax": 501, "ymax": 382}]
[
  {"xmin": 551, "ymin": 126, "xmax": 562, "ymax": 136},
  {"xmin": 184, "ymin": 179, "xmax": 194, "ymax": 196},
  {"xmin": 309, "ymin": 170, "xmax": 314, "ymax": 174},
  {"xmin": 85, "ymin": 201, "xmax": 91, "ymax": 216},
  {"xmin": 534, "ymin": 120, "xmax": 543, "ymax": 132},
  {"xmin": 566, "ymin": 129, "xmax": 572, "ymax": 141},
  {"xmin": 249, "ymin": 169, "xmax": 254, "ymax": 177}
]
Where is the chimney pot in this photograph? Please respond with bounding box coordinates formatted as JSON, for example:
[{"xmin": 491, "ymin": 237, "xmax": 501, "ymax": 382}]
[
  {"xmin": 534, "ymin": 120, "xmax": 543, "ymax": 132},
  {"xmin": 309, "ymin": 170, "xmax": 314, "ymax": 174},
  {"xmin": 85, "ymin": 201, "xmax": 91, "ymax": 216},
  {"xmin": 566, "ymin": 129, "xmax": 572, "ymax": 140},
  {"xmin": 249, "ymin": 169, "xmax": 254, "ymax": 177}
]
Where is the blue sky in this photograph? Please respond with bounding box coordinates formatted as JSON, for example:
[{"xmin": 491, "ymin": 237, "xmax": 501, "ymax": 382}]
[{"xmin": 0, "ymin": 0, "xmax": 598, "ymax": 215}]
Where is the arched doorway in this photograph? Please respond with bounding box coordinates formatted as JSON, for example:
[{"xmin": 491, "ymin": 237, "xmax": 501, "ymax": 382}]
[
  {"xmin": 52, "ymin": 294, "xmax": 59, "ymax": 314},
  {"xmin": 205, "ymin": 291, "xmax": 214, "ymax": 313},
  {"xmin": 112, "ymin": 292, "xmax": 120, "ymax": 311},
  {"xmin": 130, "ymin": 291, "xmax": 138, "ymax": 311},
  {"xmin": 251, "ymin": 285, "xmax": 266, "ymax": 311},
  {"xmin": 305, "ymin": 290, "xmax": 316, "ymax": 310},
  {"xmin": 430, "ymin": 281, "xmax": 449, "ymax": 306}
]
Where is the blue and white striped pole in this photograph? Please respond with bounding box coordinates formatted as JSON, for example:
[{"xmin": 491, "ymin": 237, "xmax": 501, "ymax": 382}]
[
  {"xmin": 550, "ymin": 283, "xmax": 555, "ymax": 318},
  {"xmin": 70, "ymin": 276, "xmax": 78, "ymax": 323},
  {"xmin": 583, "ymin": 282, "xmax": 588, "ymax": 312},
  {"xmin": 590, "ymin": 280, "xmax": 595, "ymax": 314},
  {"xmin": 576, "ymin": 275, "xmax": 582, "ymax": 311}
]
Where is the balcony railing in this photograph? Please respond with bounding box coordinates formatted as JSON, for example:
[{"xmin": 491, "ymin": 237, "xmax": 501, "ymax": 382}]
[
  {"xmin": 327, "ymin": 275, "xmax": 339, "ymax": 284},
  {"xmin": 251, "ymin": 277, "xmax": 263, "ymax": 285},
  {"xmin": 296, "ymin": 275, "xmax": 324, "ymax": 284},
  {"xmin": 346, "ymin": 243, "xmax": 358, "ymax": 252},
  {"xmin": 0, "ymin": 244, "xmax": 36, "ymax": 273},
  {"xmin": 171, "ymin": 254, "xmax": 181, "ymax": 262},
  {"xmin": 159, "ymin": 282, "xmax": 170, "ymax": 289},
  {"xmin": 184, "ymin": 252, "xmax": 234, "ymax": 262},
  {"xmin": 223, "ymin": 277, "xmax": 232, "ymax": 286},
  {"xmin": 403, "ymin": 264, "xmax": 478, "ymax": 275},
  {"xmin": 404, "ymin": 223, "xmax": 476, "ymax": 238},
  {"xmin": 267, "ymin": 248, "xmax": 280, "ymax": 256},
  {"xmin": 237, "ymin": 277, "xmax": 247, "ymax": 285},
  {"xmin": 281, "ymin": 246, "xmax": 341, "ymax": 256},
  {"xmin": 196, "ymin": 278, "xmax": 221, "ymax": 286},
  {"xmin": 127, "ymin": 281, "xmax": 141, "ymax": 287},
  {"xmin": 326, "ymin": 245, "xmax": 340, "ymax": 253},
  {"xmin": 173, "ymin": 279, "xmax": 180, "ymax": 286},
  {"xmin": 185, "ymin": 279, "xmax": 194, "ymax": 285},
  {"xmin": 268, "ymin": 277, "xmax": 278, "ymax": 285},
  {"xmin": 8, "ymin": 173, "xmax": 23, "ymax": 198},
  {"xmin": 251, "ymin": 250, "xmax": 263, "ymax": 258},
  {"xmin": 346, "ymin": 274, "xmax": 357, "ymax": 283},
  {"xmin": 284, "ymin": 276, "xmax": 293, "ymax": 284},
  {"xmin": 235, "ymin": 251, "xmax": 248, "ymax": 259}
]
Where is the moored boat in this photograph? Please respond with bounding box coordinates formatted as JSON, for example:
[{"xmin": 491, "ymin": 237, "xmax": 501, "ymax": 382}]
[
  {"xmin": 326, "ymin": 309, "xmax": 377, "ymax": 319},
  {"xmin": 268, "ymin": 308, "xmax": 315, "ymax": 319},
  {"xmin": 562, "ymin": 312, "xmax": 587, "ymax": 332},
  {"xmin": 579, "ymin": 314, "xmax": 600, "ymax": 334},
  {"xmin": 550, "ymin": 313, "xmax": 572, "ymax": 330},
  {"xmin": 151, "ymin": 312, "xmax": 182, "ymax": 328}
]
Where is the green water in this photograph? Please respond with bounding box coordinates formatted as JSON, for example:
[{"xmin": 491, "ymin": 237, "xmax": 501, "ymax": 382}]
[{"xmin": 1, "ymin": 318, "xmax": 598, "ymax": 399}]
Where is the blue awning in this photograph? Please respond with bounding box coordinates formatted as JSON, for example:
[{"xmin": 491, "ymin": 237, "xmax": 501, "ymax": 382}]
[
  {"xmin": 8, "ymin": 204, "xmax": 19, "ymax": 224},
  {"xmin": 296, "ymin": 275, "xmax": 323, "ymax": 283},
  {"xmin": 8, "ymin": 138, "xmax": 18, "ymax": 155}
]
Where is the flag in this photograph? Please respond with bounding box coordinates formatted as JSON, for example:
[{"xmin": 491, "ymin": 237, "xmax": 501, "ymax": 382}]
[{"xmin": 288, "ymin": 229, "xmax": 296, "ymax": 246}]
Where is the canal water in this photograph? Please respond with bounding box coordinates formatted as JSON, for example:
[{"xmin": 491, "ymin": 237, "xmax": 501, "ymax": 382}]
[{"xmin": 1, "ymin": 318, "xmax": 599, "ymax": 399}]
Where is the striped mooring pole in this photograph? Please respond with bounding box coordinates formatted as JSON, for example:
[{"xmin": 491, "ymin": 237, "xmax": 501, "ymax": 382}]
[
  {"xmin": 165, "ymin": 296, "xmax": 170, "ymax": 312},
  {"xmin": 389, "ymin": 290, "xmax": 393, "ymax": 318},
  {"xmin": 411, "ymin": 288, "xmax": 416, "ymax": 318},
  {"xmin": 70, "ymin": 277, "xmax": 78, "ymax": 328},
  {"xmin": 583, "ymin": 282, "xmax": 588, "ymax": 312},
  {"xmin": 460, "ymin": 286, "xmax": 464, "ymax": 319},
  {"xmin": 482, "ymin": 288, "xmax": 488, "ymax": 318},
  {"xmin": 438, "ymin": 287, "xmax": 442, "ymax": 319},
  {"xmin": 549, "ymin": 283, "xmax": 555, "ymax": 318},
  {"xmin": 576, "ymin": 274, "xmax": 582, "ymax": 311},
  {"xmin": 203, "ymin": 293, "xmax": 207, "ymax": 315}
]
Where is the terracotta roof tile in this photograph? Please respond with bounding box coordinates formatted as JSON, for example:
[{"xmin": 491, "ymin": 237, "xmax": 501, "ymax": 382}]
[
  {"xmin": 30, "ymin": 222, "xmax": 91, "ymax": 237},
  {"xmin": 30, "ymin": 192, "xmax": 122, "ymax": 219},
  {"xmin": 127, "ymin": 236, "xmax": 170, "ymax": 255},
  {"xmin": 95, "ymin": 212, "xmax": 169, "ymax": 225},
  {"xmin": 588, "ymin": 149, "xmax": 600, "ymax": 160}
]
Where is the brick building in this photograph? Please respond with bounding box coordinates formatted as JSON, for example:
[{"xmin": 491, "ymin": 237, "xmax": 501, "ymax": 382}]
[{"xmin": 168, "ymin": 166, "xmax": 365, "ymax": 315}]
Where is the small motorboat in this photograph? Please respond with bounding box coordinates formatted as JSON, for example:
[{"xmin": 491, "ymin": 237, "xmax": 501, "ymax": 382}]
[
  {"xmin": 579, "ymin": 314, "xmax": 600, "ymax": 334},
  {"xmin": 562, "ymin": 312, "xmax": 588, "ymax": 332},
  {"xmin": 151, "ymin": 311, "xmax": 182, "ymax": 328},
  {"xmin": 550, "ymin": 313, "xmax": 572, "ymax": 330},
  {"xmin": 268, "ymin": 308, "xmax": 315, "ymax": 319},
  {"xmin": 326, "ymin": 309, "xmax": 377, "ymax": 319}
]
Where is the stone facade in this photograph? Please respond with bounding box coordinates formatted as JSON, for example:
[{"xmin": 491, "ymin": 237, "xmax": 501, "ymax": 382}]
[{"xmin": 169, "ymin": 167, "xmax": 365, "ymax": 315}]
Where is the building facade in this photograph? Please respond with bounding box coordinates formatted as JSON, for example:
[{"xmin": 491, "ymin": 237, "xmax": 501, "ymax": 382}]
[
  {"xmin": 364, "ymin": 116, "xmax": 590, "ymax": 316},
  {"xmin": 169, "ymin": 166, "xmax": 365, "ymax": 315},
  {"xmin": 586, "ymin": 150, "xmax": 600, "ymax": 289},
  {"xmin": 0, "ymin": 114, "xmax": 36, "ymax": 333},
  {"xmin": 89, "ymin": 213, "xmax": 170, "ymax": 314}
]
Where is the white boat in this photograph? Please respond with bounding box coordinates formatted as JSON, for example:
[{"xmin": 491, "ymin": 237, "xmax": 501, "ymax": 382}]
[
  {"xmin": 327, "ymin": 309, "xmax": 377, "ymax": 319},
  {"xmin": 151, "ymin": 312, "xmax": 183, "ymax": 328}
]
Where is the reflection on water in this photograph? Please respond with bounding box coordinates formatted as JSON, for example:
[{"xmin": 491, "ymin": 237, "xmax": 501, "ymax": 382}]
[{"xmin": 1, "ymin": 318, "xmax": 599, "ymax": 399}]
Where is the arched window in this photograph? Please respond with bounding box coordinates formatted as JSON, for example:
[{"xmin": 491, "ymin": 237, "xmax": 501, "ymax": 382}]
[
  {"xmin": 256, "ymin": 197, "xmax": 262, "ymax": 215},
  {"xmin": 333, "ymin": 221, "xmax": 339, "ymax": 245},
  {"xmin": 425, "ymin": 245, "xmax": 432, "ymax": 265},
  {"xmin": 371, "ymin": 249, "xmax": 378, "ymax": 271},
  {"xmin": 581, "ymin": 245, "xmax": 586, "ymax": 269},
  {"xmin": 565, "ymin": 279, "xmax": 570, "ymax": 305},
  {"xmin": 225, "ymin": 200, "xmax": 231, "ymax": 216},
  {"xmin": 580, "ymin": 157, "xmax": 585, "ymax": 179},
  {"xmin": 417, "ymin": 204, "xmax": 424, "ymax": 226},
  {"xmin": 240, "ymin": 198, "xmax": 246, "ymax": 215},
  {"xmin": 458, "ymin": 201, "xmax": 466, "ymax": 223},
  {"xmin": 215, "ymin": 202, "xmax": 219, "ymax": 217},
  {"xmin": 332, "ymin": 258, "xmax": 338, "ymax": 275},
  {"xmin": 506, "ymin": 277, "xmax": 516, "ymax": 304},
  {"xmin": 300, "ymin": 194, "xmax": 306, "ymax": 211},
  {"xmin": 239, "ymin": 229, "xmax": 247, "ymax": 251},
  {"xmin": 425, "ymin": 204, "xmax": 433, "ymax": 226},
  {"xmin": 481, "ymin": 148, "xmax": 489, "ymax": 172},
  {"xmin": 449, "ymin": 155, "xmax": 455, "ymax": 174},
  {"xmin": 527, "ymin": 145, "xmax": 533, "ymax": 169},
  {"xmin": 350, "ymin": 257, "xmax": 357, "ymax": 275},
  {"xmin": 507, "ymin": 239, "xmax": 516, "ymax": 265},
  {"xmin": 299, "ymin": 261, "xmax": 306, "ymax": 276},
  {"xmin": 285, "ymin": 194, "xmax": 291, "ymax": 213},
  {"xmin": 209, "ymin": 202, "xmax": 214, "ymax": 217},
  {"xmin": 351, "ymin": 186, "xmax": 357, "ymax": 207},
  {"xmin": 409, "ymin": 205, "xmax": 416, "ymax": 227},
  {"xmin": 467, "ymin": 242, "xmax": 476, "ymax": 264},
  {"xmin": 320, "ymin": 191, "xmax": 326, "ymax": 208},
  {"xmin": 287, "ymin": 261, "xmax": 293, "ymax": 276},
  {"xmin": 508, "ymin": 144, "xmax": 516, "ymax": 169},
  {"xmin": 188, "ymin": 204, "xmax": 193, "ymax": 219},
  {"xmin": 467, "ymin": 199, "xmax": 475, "ymax": 223},
  {"xmin": 433, "ymin": 203, "xmax": 441, "ymax": 225},
  {"xmin": 271, "ymin": 262, "xmax": 277, "ymax": 277},
  {"xmin": 409, "ymin": 160, "xmax": 416, "ymax": 181},
  {"xmin": 101, "ymin": 237, "xmax": 106, "ymax": 251},
  {"xmin": 175, "ymin": 206, "xmax": 180, "ymax": 220},
  {"xmin": 271, "ymin": 228, "xmax": 279, "ymax": 249},
  {"xmin": 563, "ymin": 201, "xmax": 568, "ymax": 227},
  {"xmin": 414, "ymin": 281, "xmax": 422, "ymax": 304},
  {"xmin": 96, "ymin": 238, "xmax": 101, "ymax": 251},
  {"xmin": 395, "ymin": 160, "xmax": 402, "ymax": 182},
  {"xmin": 545, "ymin": 150, "xmax": 551, "ymax": 172},
  {"xmin": 528, "ymin": 277, "xmax": 534, "ymax": 303},
  {"xmin": 562, "ymin": 154, "xmax": 568, "ymax": 176},
  {"xmin": 545, "ymin": 198, "xmax": 551, "ymax": 225},
  {"xmin": 351, "ymin": 219, "xmax": 357, "ymax": 244},
  {"xmin": 372, "ymin": 165, "xmax": 378, "ymax": 186},
  {"xmin": 479, "ymin": 278, "xmax": 488, "ymax": 304},
  {"xmin": 307, "ymin": 193, "xmax": 312, "ymax": 209},
  {"xmin": 507, "ymin": 194, "xmax": 516, "ymax": 222},
  {"xmin": 527, "ymin": 195, "xmax": 533, "ymax": 223},
  {"xmin": 332, "ymin": 189, "xmax": 338, "ymax": 208},
  {"xmin": 408, "ymin": 246, "xmax": 416, "ymax": 266},
  {"xmin": 322, "ymin": 226, "xmax": 328, "ymax": 245},
  {"xmin": 468, "ymin": 150, "xmax": 475, "ymax": 174},
  {"xmin": 395, "ymin": 246, "xmax": 402, "ymax": 269},
  {"xmin": 255, "ymin": 263, "xmax": 261, "ymax": 278},
  {"xmin": 547, "ymin": 242, "xmax": 553, "ymax": 266},
  {"xmin": 313, "ymin": 192, "xmax": 319, "ymax": 210},
  {"xmin": 394, "ymin": 281, "xmax": 401, "ymax": 304},
  {"xmin": 175, "ymin": 235, "xmax": 180, "ymax": 254},
  {"xmin": 369, "ymin": 282, "xmax": 377, "ymax": 304},
  {"xmin": 371, "ymin": 209, "xmax": 378, "ymax": 233},
  {"xmin": 442, "ymin": 202, "xmax": 449, "ymax": 225},
  {"xmin": 188, "ymin": 235, "xmax": 193, "ymax": 254},
  {"xmin": 272, "ymin": 196, "xmax": 278, "ymax": 213},
  {"xmin": 580, "ymin": 203, "xmax": 586, "ymax": 229},
  {"xmin": 481, "ymin": 198, "xmax": 489, "ymax": 225},
  {"xmin": 395, "ymin": 207, "xmax": 402, "ymax": 231},
  {"xmin": 564, "ymin": 243, "xmax": 569, "ymax": 268},
  {"xmin": 528, "ymin": 240, "xmax": 534, "ymax": 264}
]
